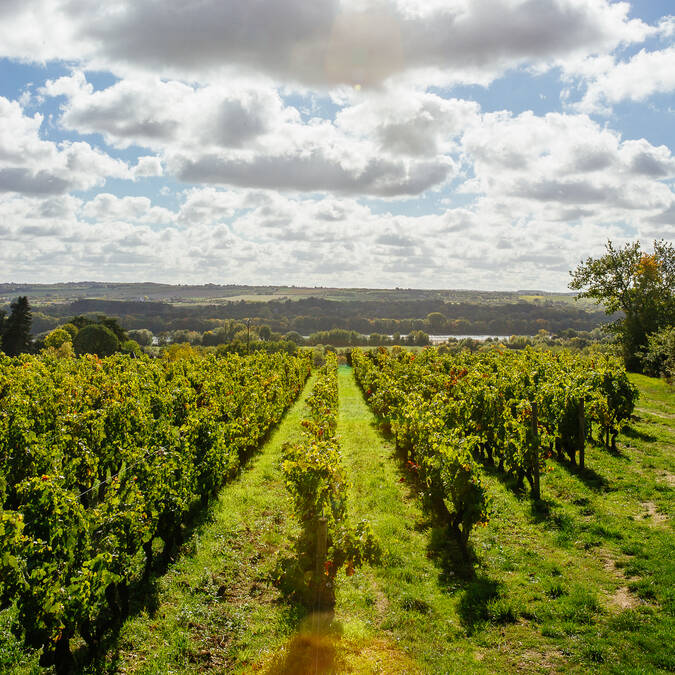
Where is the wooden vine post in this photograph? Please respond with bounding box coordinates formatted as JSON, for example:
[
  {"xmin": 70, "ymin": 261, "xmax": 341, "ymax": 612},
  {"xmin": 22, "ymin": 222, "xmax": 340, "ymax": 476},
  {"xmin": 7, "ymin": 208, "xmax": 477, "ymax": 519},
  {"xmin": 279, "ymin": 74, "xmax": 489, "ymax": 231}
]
[
  {"xmin": 316, "ymin": 517, "xmax": 328, "ymax": 568},
  {"xmin": 531, "ymin": 401, "xmax": 541, "ymax": 500},
  {"xmin": 578, "ymin": 398, "xmax": 585, "ymax": 471},
  {"xmin": 314, "ymin": 516, "xmax": 328, "ymax": 606}
]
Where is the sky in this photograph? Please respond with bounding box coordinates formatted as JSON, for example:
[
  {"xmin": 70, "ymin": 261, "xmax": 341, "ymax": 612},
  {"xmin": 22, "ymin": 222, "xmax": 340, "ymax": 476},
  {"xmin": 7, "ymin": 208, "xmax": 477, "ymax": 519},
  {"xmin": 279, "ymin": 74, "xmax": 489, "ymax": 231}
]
[{"xmin": 0, "ymin": 0, "xmax": 673, "ymax": 291}]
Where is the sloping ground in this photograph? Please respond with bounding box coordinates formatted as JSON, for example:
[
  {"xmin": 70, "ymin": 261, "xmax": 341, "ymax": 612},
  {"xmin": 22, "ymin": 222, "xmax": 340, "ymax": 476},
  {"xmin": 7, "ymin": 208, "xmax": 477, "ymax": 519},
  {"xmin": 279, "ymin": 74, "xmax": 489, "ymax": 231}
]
[
  {"xmin": 4, "ymin": 368, "xmax": 671, "ymax": 673},
  {"xmin": 335, "ymin": 367, "xmax": 674, "ymax": 673}
]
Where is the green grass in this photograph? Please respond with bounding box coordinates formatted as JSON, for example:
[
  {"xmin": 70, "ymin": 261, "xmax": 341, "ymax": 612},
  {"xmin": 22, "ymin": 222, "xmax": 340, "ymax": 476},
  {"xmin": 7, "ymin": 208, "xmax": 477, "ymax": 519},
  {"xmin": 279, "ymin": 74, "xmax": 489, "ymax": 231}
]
[
  {"xmin": 332, "ymin": 368, "xmax": 675, "ymax": 673},
  {"xmin": 91, "ymin": 374, "xmax": 325, "ymax": 674},
  {"xmin": 0, "ymin": 605, "xmax": 42, "ymax": 675},
  {"xmin": 2, "ymin": 369, "xmax": 673, "ymax": 673}
]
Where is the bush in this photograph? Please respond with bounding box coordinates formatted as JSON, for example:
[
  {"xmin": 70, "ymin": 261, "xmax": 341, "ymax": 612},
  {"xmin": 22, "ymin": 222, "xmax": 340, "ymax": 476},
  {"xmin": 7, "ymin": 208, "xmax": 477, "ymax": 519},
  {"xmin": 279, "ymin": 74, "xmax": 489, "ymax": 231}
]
[
  {"xmin": 73, "ymin": 324, "xmax": 119, "ymax": 357},
  {"xmin": 60, "ymin": 323, "xmax": 79, "ymax": 340},
  {"xmin": 312, "ymin": 345, "xmax": 325, "ymax": 367},
  {"xmin": 121, "ymin": 339, "xmax": 142, "ymax": 356},
  {"xmin": 285, "ymin": 331, "xmax": 305, "ymax": 345},
  {"xmin": 44, "ymin": 328, "xmax": 72, "ymax": 350},
  {"xmin": 128, "ymin": 329, "xmax": 153, "ymax": 346},
  {"xmin": 55, "ymin": 341, "xmax": 74, "ymax": 358},
  {"xmin": 171, "ymin": 330, "xmax": 202, "ymax": 345},
  {"xmin": 216, "ymin": 340, "xmax": 298, "ymax": 356},
  {"xmin": 162, "ymin": 343, "xmax": 196, "ymax": 361},
  {"xmin": 639, "ymin": 326, "xmax": 675, "ymax": 381}
]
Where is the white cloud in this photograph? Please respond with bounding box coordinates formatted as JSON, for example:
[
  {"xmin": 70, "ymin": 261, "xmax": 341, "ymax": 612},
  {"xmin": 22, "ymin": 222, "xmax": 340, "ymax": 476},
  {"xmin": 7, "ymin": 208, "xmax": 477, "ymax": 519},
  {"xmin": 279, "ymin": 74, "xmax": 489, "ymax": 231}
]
[
  {"xmin": 170, "ymin": 151, "xmax": 453, "ymax": 197},
  {"xmin": 43, "ymin": 74, "xmax": 458, "ymax": 196},
  {"xmin": 2, "ymin": 91, "xmax": 671, "ymax": 289},
  {"xmin": 0, "ymin": 1, "xmax": 672, "ymax": 290},
  {"xmin": 462, "ymin": 111, "xmax": 675, "ymax": 220},
  {"xmin": 336, "ymin": 91, "xmax": 479, "ymax": 156},
  {"xmin": 0, "ymin": 182, "xmax": 668, "ymax": 291},
  {"xmin": 577, "ymin": 46, "xmax": 675, "ymax": 112},
  {"xmin": 0, "ymin": 97, "xmax": 131, "ymax": 195},
  {"xmin": 0, "ymin": 0, "xmax": 652, "ymax": 87},
  {"xmin": 657, "ymin": 15, "xmax": 675, "ymax": 39},
  {"xmin": 43, "ymin": 74, "xmax": 294, "ymax": 151},
  {"xmin": 80, "ymin": 193, "xmax": 174, "ymax": 224},
  {"xmin": 133, "ymin": 156, "xmax": 163, "ymax": 178}
]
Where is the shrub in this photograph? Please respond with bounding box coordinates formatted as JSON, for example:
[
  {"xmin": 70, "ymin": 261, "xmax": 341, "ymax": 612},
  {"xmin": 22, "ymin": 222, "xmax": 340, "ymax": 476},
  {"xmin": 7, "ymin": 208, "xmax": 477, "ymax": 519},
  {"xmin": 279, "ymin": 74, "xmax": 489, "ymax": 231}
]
[
  {"xmin": 128, "ymin": 329, "xmax": 153, "ymax": 346},
  {"xmin": 60, "ymin": 323, "xmax": 79, "ymax": 340},
  {"xmin": 44, "ymin": 328, "xmax": 72, "ymax": 350},
  {"xmin": 639, "ymin": 326, "xmax": 675, "ymax": 381},
  {"xmin": 121, "ymin": 339, "xmax": 142, "ymax": 356},
  {"xmin": 73, "ymin": 324, "xmax": 119, "ymax": 357}
]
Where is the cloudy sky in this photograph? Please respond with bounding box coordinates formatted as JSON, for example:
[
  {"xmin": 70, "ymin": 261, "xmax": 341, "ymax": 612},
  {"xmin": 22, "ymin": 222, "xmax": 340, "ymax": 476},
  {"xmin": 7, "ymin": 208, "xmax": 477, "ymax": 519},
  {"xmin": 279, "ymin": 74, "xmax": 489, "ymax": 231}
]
[{"xmin": 0, "ymin": 0, "xmax": 673, "ymax": 290}]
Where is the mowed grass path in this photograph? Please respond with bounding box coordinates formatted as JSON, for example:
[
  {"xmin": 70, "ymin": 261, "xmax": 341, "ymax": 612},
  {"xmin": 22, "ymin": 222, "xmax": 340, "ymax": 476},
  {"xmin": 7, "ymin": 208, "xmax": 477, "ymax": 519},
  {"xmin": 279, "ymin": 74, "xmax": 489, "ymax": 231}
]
[{"xmin": 334, "ymin": 366, "xmax": 474, "ymax": 673}]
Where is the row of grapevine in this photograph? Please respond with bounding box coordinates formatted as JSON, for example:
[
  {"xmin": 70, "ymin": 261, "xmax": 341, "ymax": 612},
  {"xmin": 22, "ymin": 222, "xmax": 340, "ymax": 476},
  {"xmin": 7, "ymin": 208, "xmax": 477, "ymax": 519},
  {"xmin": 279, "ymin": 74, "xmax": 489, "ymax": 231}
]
[
  {"xmin": 281, "ymin": 353, "xmax": 377, "ymax": 608},
  {"xmin": 353, "ymin": 347, "xmax": 637, "ymax": 550},
  {"xmin": 353, "ymin": 349, "xmax": 490, "ymax": 553},
  {"xmin": 0, "ymin": 350, "xmax": 310, "ymax": 671}
]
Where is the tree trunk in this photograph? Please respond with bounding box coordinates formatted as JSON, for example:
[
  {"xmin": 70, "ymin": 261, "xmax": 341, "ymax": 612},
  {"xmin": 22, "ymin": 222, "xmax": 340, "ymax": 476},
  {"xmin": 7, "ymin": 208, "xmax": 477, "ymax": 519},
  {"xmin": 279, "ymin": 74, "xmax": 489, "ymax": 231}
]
[
  {"xmin": 43, "ymin": 633, "xmax": 75, "ymax": 675},
  {"xmin": 311, "ymin": 517, "xmax": 331, "ymax": 609},
  {"xmin": 431, "ymin": 490, "xmax": 452, "ymax": 524},
  {"xmin": 143, "ymin": 540, "xmax": 154, "ymax": 578},
  {"xmin": 531, "ymin": 401, "xmax": 540, "ymax": 500}
]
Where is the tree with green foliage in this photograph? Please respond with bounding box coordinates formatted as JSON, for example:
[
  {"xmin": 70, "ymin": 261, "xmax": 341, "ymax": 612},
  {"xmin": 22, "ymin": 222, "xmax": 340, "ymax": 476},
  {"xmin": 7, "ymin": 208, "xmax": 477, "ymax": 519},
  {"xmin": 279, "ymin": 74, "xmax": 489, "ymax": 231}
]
[
  {"xmin": 1, "ymin": 296, "xmax": 33, "ymax": 356},
  {"xmin": 71, "ymin": 314, "xmax": 127, "ymax": 343},
  {"xmin": 73, "ymin": 324, "xmax": 120, "ymax": 357},
  {"xmin": 426, "ymin": 312, "xmax": 447, "ymax": 332},
  {"xmin": 128, "ymin": 328, "xmax": 153, "ymax": 346},
  {"xmin": 284, "ymin": 331, "xmax": 305, "ymax": 345},
  {"xmin": 569, "ymin": 240, "xmax": 675, "ymax": 371},
  {"xmin": 60, "ymin": 323, "xmax": 79, "ymax": 340},
  {"xmin": 406, "ymin": 329, "xmax": 430, "ymax": 346},
  {"xmin": 120, "ymin": 339, "xmax": 142, "ymax": 356},
  {"xmin": 44, "ymin": 328, "xmax": 72, "ymax": 350},
  {"xmin": 171, "ymin": 329, "xmax": 201, "ymax": 345}
]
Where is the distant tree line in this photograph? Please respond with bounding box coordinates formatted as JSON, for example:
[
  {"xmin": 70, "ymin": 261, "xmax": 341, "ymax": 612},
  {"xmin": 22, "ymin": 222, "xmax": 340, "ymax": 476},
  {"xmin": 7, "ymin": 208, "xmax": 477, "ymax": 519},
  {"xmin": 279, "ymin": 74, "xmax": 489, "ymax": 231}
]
[
  {"xmin": 124, "ymin": 323, "xmax": 429, "ymax": 349},
  {"xmin": 26, "ymin": 297, "xmax": 611, "ymax": 337},
  {"xmin": 34, "ymin": 314, "xmax": 142, "ymax": 358}
]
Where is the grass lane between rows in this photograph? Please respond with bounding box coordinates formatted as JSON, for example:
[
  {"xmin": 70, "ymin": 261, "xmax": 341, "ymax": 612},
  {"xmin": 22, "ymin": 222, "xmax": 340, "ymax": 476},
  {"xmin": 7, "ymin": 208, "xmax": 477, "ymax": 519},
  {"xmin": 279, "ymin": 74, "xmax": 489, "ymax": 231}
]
[{"xmin": 95, "ymin": 373, "xmax": 319, "ymax": 674}]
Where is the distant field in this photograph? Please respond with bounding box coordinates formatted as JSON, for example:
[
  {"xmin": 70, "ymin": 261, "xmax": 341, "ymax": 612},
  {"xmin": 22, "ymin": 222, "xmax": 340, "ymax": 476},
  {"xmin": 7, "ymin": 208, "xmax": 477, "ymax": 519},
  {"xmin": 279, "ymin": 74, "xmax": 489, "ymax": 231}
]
[
  {"xmin": 520, "ymin": 293, "xmax": 597, "ymax": 308},
  {"xmin": 1, "ymin": 282, "xmax": 581, "ymax": 306},
  {"xmin": 175, "ymin": 293, "xmax": 295, "ymax": 304}
]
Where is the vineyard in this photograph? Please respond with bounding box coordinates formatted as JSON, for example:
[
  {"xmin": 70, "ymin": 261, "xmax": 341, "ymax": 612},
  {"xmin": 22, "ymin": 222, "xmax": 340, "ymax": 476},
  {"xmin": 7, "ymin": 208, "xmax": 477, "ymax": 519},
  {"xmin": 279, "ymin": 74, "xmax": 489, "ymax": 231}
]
[
  {"xmin": 353, "ymin": 347, "xmax": 639, "ymax": 554},
  {"xmin": 0, "ymin": 351, "xmax": 310, "ymax": 670},
  {"xmin": 0, "ymin": 348, "xmax": 673, "ymax": 673}
]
